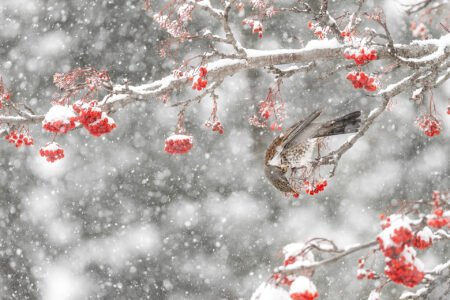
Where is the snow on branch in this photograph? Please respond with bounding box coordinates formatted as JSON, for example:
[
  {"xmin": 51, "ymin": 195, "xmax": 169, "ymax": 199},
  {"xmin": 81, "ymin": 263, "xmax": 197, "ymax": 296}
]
[{"xmin": 254, "ymin": 191, "xmax": 450, "ymax": 300}]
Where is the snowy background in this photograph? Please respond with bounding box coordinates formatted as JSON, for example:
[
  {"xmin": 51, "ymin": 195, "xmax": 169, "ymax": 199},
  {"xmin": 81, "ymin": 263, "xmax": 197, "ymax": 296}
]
[{"xmin": 0, "ymin": 0, "xmax": 450, "ymax": 299}]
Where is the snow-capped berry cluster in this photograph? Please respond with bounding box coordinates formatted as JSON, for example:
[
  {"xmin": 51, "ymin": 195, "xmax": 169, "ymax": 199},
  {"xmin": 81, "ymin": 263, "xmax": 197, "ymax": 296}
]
[
  {"xmin": 242, "ymin": 19, "xmax": 264, "ymax": 38},
  {"xmin": 191, "ymin": 66, "xmax": 208, "ymax": 91},
  {"xmin": 384, "ymin": 246, "xmax": 425, "ymax": 288},
  {"xmin": 39, "ymin": 142, "xmax": 64, "ymax": 163},
  {"xmin": 5, "ymin": 131, "xmax": 34, "ymax": 148},
  {"xmin": 73, "ymin": 100, "xmax": 117, "ymax": 137},
  {"xmin": 427, "ymin": 212, "xmax": 449, "ymax": 228},
  {"xmin": 272, "ymin": 243, "xmax": 315, "ymax": 287},
  {"xmin": 85, "ymin": 113, "xmax": 117, "ymax": 137},
  {"xmin": 289, "ymin": 276, "xmax": 319, "ymax": 300},
  {"xmin": 303, "ymin": 179, "xmax": 327, "ymax": 195},
  {"xmin": 346, "ymin": 71, "xmax": 378, "ymax": 92},
  {"xmin": 42, "ymin": 105, "xmax": 78, "ymax": 134},
  {"xmin": 377, "ymin": 215, "xmax": 414, "ymax": 258},
  {"xmin": 164, "ymin": 134, "xmax": 193, "ymax": 154},
  {"xmin": 376, "ymin": 214, "xmax": 425, "ymax": 287},
  {"xmin": 413, "ymin": 227, "xmax": 433, "ymax": 249},
  {"xmin": 307, "ymin": 21, "xmax": 326, "ymax": 39},
  {"xmin": 42, "ymin": 101, "xmax": 117, "ymax": 139},
  {"xmin": 416, "ymin": 114, "xmax": 441, "ymax": 137},
  {"xmin": 356, "ymin": 258, "xmax": 377, "ymax": 280},
  {"xmin": 344, "ymin": 47, "xmax": 377, "ymax": 65}
]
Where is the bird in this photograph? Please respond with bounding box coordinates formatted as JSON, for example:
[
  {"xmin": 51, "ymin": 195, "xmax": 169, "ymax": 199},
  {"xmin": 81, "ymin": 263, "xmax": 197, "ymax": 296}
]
[{"xmin": 264, "ymin": 110, "xmax": 361, "ymax": 195}]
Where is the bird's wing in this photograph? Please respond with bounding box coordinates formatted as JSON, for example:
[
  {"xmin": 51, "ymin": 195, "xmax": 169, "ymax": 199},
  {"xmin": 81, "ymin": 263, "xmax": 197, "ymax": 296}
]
[
  {"xmin": 281, "ymin": 110, "xmax": 322, "ymax": 149},
  {"xmin": 266, "ymin": 110, "xmax": 321, "ymax": 167}
]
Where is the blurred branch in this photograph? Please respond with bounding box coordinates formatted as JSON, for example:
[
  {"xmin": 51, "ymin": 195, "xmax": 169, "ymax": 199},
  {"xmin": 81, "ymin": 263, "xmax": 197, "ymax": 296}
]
[{"xmin": 402, "ymin": 0, "xmax": 447, "ymax": 15}]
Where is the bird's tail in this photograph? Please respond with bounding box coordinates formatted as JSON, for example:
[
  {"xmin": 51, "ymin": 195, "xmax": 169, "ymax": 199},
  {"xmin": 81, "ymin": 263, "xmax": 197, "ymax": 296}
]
[{"xmin": 315, "ymin": 111, "xmax": 362, "ymax": 137}]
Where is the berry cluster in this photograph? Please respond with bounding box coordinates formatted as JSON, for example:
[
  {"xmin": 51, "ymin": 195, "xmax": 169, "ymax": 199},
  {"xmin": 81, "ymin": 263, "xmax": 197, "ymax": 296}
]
[
  {"xmin": 416, "ymin": 114, "xmax": 441, "ymax": 137},
  {"xmin": 272, "ymin": 243, "xmax": 315, "ymax": 287},
  {"xmin": 447, "ymin": 105, "xmax": 450, "ymax": 115},
  {"xmin": 39, "ymin": 142, "xmax": 64, "ymax": 163},
  {"xmin": 269, "ymin": 121, "xmax": 282, "ymax": 131},
  {"xmin": 303, "ymin": 179, "xmax": 327, "ymax": 196},
  {"xmin": 384, "ymin": 246, "xmax": 424, "ymax": 288},
  {"xmin": 346, "ymin": 71, "xmax": 378, "ymax": 92},
  {"xmin": 377, "ymin": 215, "xmax": 413, "ymax": 257},
  {"xmin": 340, "ymin": 31, "xmax": 352, "ymax": 38},
  {"xmin": 85, "ymin": 114, "xmax": 117, "ymax": 137},
  {"xmin": 42, "ymin": 105, "xmax": 78, "ymax": 134},
  {"xmin": 410, "ymin": 22, "xmax": 429, "ymax": 40},
  {"xmin": 242, "ymin": 19, "xmax": 263, "ymax": 38},
  {"xmin": 307, "ymin": 21, "xmax": 326, "ymax": 39},
  {"xmin": 5, "ymin": 131, "xmax": 34, "ymax": 147},
  {"xmin": 413, "ymin": 227, "xmax": 433, "ymax": 249},
  {"xmin": 74, "ymin": 100, "xmax": 117, "ymax": 137},
  {"xmin": 248, "ymin": 84, "xmax": 286, "ymax": 130},
  {"xmin": 289, "ymin": 276, "xmax": 319, "ymax": 300},
  {"xmin": 356, "ymin": 258, "xmax": 377, "ymax": 280},
  {"xmin": 344, "ymin": 47, "xmax": 377, "ymax": 65},
  {"xmin": 205, "ymin": 120, "xmax": 224, "ymax": 135},
  {"xmin": 427, "ymin": 191, "xmax": 449, "ymax": 228},
  {"xmin": 191, "ymin": 66, "xmax": 208, "ymax": 91},
  {"xmin": 377, "ymin": 215, "xmax": 425, "ymax": 287},
  {"xmin": 164, "ymin": 134, "xmax": 193, "ymax": 154}
]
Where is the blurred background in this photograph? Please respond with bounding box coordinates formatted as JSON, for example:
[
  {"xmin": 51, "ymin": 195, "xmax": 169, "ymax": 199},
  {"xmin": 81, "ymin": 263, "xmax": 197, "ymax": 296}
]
[{"xmin": 0, "ymin": 0, "xmax": 449, "ymax": 299}]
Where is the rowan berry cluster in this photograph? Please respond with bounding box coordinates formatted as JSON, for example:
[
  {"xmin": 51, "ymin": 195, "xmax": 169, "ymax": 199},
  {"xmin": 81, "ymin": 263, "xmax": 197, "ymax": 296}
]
[
  {"xmin": 384, "ymin": 246, "xmax": 424, "ymax": 288},
  {"xmin": 427, "ymin": 191, "xmax": 449, "ymax": 228},
  {"xmin": 42, "ymin": 105, "xmax": 78, "ymax": 134},
  {"xmin": 340, "ymin": 31, "xmax": 352, "ymax": 38},
  {"xmin": 164, "ymin": 134, "xmax": 193, "ymax": 154},
  {"xmin": 242, "ymin": 19, "xmax": 263, "ymax": 38},
  {"xmin": 303, "ymin": 179, "xmax": 327, "ymax": 195},
  {"xmin": 74, "ymin": 100, "xmax": 117, "ymax": 136},
  {"xmin": 39, "ymin": 142, "xmax": 65, "ymax": 163},
  {"xmin": 205, "ymin": 120, "xmax": 224, "ymax": 134},
  {"xmin": 5, "ymin": 131, "xmax": 34, "ymax": 148},
  {"xmin": 416, "ymin": 114, "xmax": 441, "ymax": 137},
  {"xmin": 289, "ymin": 276, "xmax": 319, "ymax": 300},
  {"xmin": 356, "ymin": 258, "xmax": 377, "ymax": 280},
  {"xmin": 376, "ymin": 214, "xmax": 425, "ymax": 287},
  {"xmin": 248, "ymin": 83, "xmax": 286, "ymax": 130},
  {"xmin": 410, "ymin": 22, "xmax": 429, "ymax": 40},
  {"xmin": 413, "ymin": 227, "xmax": 433, "ymax": 249},
  {"xmin": 346, "ymin": 71, "xmax": 378, "ymax": 92},
  {"xmin": 191, "ymin": 66, "xmax": 208, "ymax": 91},
  {"xmin": 273, "ymin": 243, "xmax": 313, "ymax": 285},
  {"xmin": 307, "ymin": 21, "xmax": 326, "ymax": 39},
  {"xmin": 344, "ymin": 47, "xmax": 377, "ymax": 65},
  {"xmin": 346, "ymin": 71, "xmax": 377, "ymax": 91}
]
